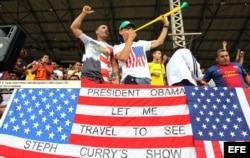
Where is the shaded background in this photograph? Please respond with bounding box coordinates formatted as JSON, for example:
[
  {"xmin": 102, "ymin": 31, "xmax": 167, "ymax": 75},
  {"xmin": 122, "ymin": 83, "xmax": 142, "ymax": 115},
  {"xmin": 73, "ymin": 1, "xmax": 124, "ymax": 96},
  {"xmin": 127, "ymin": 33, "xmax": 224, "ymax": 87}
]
[{"xmin": 0, "ymin": 0, "xmax": 249, "ymax": 69}]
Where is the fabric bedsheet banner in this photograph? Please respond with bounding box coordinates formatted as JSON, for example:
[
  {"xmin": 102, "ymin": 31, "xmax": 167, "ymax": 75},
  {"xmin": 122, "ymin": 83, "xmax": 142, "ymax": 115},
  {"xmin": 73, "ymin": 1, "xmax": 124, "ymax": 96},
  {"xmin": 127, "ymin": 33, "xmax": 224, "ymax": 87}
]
[{"xmin": 0, "ymin": 85, "xmax": 249, "ymax": 158}]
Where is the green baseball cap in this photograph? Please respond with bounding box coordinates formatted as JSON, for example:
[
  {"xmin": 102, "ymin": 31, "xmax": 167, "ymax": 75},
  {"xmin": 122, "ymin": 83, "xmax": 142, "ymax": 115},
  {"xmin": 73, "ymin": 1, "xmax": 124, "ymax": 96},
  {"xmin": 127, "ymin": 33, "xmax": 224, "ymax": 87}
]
[{"xmin": 119, "ymin": 21, "xmax": 135, "ymax": 30}]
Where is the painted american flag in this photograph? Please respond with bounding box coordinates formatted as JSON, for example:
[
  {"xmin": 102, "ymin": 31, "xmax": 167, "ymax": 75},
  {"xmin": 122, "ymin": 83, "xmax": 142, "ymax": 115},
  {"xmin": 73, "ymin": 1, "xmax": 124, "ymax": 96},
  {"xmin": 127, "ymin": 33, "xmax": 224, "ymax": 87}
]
[
  {"xmin": 126, "ymin": 46, "xmax": 146, "ymax": 68},
  {"xmin": 0, "ymin": 85, "xmax": 196, "ymax": 158},
  {"xmin": 185, "ymin": 86, "xmax": 250, "ymax": 158}
]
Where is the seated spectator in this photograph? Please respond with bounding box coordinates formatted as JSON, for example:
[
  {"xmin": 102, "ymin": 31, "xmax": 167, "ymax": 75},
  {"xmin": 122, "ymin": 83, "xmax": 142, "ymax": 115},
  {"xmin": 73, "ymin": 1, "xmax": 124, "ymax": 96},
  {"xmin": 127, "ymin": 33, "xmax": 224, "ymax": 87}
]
[
  {"xmin": 24, "ymin": 60, "xmax": 37, "ymax": 80},
  {"xmin": 51, "ymin": 60, "xmax": 63, "ymax": 80},
  {"xmin": 31, "ymin": 54, "xmax": 53, "ymax": 80},
  {"xmin": 7, "ymin": 70, "xmax": 20, "ymax": 80},
  {"xmin": 66, "ymin": 61, "xmax": 82, "ymax": 80},
  {"xmin": 69, "ymin": 74, "xmax": 80, "ymax": 80},
  {"xmin": 13, "ymin": 48, "xmax": 28, "ymax": 80}
]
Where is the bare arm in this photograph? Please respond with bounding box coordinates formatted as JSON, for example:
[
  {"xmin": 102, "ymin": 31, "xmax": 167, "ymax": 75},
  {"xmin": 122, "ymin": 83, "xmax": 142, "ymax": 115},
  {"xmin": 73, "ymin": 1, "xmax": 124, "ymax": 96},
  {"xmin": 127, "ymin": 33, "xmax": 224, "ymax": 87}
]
[
  {"xmin": 244, "ymin": 74, "xmax": 250, "ymax": 87},
  {"xmin": 235, "ymin": 49, "xmax": 240, "ymax": 62},
  {"xmin": 70, "ymin": 5, "xmax": 94, "ymax": 38},
  {"xmin": 238, "ymin": 52, "xmax": 244, "ymax": 65},
  {"xmin": 222, "ymin": 41, "xmax": 227, "ymax": 50},
  {"xmin": 31, "ymin": 64, "xmax": 39, "ymax": 74},
  {"xmin": 111, "ymin": 57, "xmax": 120, "ymax": 84},
  {"xmin": 162, "ymin": 54, "xmax": 168, "ymax": 64},
  {"xmin": 150, "ymin": 16, "xmax": 169, "ymax": 49}
]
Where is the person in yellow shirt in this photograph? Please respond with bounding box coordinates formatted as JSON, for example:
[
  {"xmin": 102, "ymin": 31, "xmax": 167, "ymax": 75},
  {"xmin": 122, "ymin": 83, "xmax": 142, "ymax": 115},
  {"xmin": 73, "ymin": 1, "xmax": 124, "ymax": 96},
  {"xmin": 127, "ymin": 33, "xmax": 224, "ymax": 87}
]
[
  {"xmin": 24, "ymin": 60, "xmax": 37, "ymax": 80},
  {"xmin": 148, "ymin": 50, "xmax": 166, "ymax": 86}
]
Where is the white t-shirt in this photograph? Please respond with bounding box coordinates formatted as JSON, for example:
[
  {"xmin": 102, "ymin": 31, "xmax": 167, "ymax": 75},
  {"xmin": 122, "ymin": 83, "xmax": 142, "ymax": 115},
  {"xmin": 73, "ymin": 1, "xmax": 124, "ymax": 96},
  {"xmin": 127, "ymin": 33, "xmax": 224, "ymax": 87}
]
[
  {"xmin": 79, "ymin": 33, "xmax": 112, "ymax": 82},
  {"xmin": 0, "ymin": 93, "xmax": 12, "ymax": 107},
  {"xmin": 51, "ymin": 69, "xmax": 63, "ymax": 80},
  {"xmin": 167, "ymin": 48, "xmax": 203, "ymax": 86},
  {"xmin": 113, "ymin": 40, "xmax": 151, "ymax": 82}
]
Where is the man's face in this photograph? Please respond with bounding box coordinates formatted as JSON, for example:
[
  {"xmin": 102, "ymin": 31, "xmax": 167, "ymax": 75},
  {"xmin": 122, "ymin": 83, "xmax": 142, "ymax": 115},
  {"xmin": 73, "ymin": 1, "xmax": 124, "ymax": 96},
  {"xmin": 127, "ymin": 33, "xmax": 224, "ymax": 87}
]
[
  {"xmin": 153, "ymin": 51, "xmax": 162, "ymax": 60},
  {"xmin": 74, "ymin": 62, "xmax": 82, "ymax": 71},
  {"xmin": 119, "ymin": 26, "xmax": 134, "ymax": 40},
  {"xmin": 41, "ymin": 55, "xmax": 49, "ymax": 64},
  {"xmin": 96, "ymin": 25, "xmax": 109, "ymax": 39},
  {"xmin": 8, "ymin": 73, "xmax": 18, "ymax": 80},
  {"xmin": 51, "ymin": 62, "xmax": 58, "ymax": 69},
  {"xmin": 216, "ymin": 51, "xmax": 230, "ymax": 65}
]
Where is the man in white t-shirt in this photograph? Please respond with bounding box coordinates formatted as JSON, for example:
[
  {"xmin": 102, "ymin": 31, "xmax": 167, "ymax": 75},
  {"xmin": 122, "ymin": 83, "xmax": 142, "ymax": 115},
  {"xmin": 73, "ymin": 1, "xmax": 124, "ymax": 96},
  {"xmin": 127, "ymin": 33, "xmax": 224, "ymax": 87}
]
[
  {"xmin": 113, "ymin": 17, "xmax": 169, "ymax": 84},
  {"xmin": 51, "ymin": 60, "xmax": 63, "ymax": 80},
  {"xmin": 70, "ymin": 5, "xmax": 119, "ymax": 85},
  {"xmin": 166, "ymin": 47, "xmax": 205, "ymax": 86},
  {"xmin": 66, "ymin": 61, "xmax": 82, "ymax": 80}
]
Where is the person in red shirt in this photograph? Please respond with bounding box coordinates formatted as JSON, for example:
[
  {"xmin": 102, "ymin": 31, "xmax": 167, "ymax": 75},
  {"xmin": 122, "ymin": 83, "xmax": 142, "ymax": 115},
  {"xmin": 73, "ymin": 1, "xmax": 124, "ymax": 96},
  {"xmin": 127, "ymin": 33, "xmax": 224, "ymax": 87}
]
[{"xmin": 31, "ymin": 54, "xmax": 53, "ymax": 80}]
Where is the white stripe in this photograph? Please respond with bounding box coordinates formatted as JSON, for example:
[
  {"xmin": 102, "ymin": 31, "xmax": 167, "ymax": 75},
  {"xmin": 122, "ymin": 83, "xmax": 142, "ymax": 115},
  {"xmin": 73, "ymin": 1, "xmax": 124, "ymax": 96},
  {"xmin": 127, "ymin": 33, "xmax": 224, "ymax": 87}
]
[
  {"xmin": 71, "ymin": 123, "xmax": 193, "ymax": 137},
  {"xmin": 204, "ymin": 141, "xmax": 215, "ymax": 158},
  {"xmin": 80, "ymin": 87, "xmax": 185, "ymax": 98},
  {"xmin": 0, "ymin": 134, "xmax": 196, "ymax": 158},
  {"xmin": 0, "ymin": 89, "xmax": 17, "ymax": 127},
  {"xmin": 236, "ymin": 88, "xmax": 250, "ymax": 129},
  {"xmin": 76, "ymin": 104, "xmax": 189, "ymax": 117},
  {"xmin": 219, "ymin": 141, "xmax": 224, "ymax": 157}
]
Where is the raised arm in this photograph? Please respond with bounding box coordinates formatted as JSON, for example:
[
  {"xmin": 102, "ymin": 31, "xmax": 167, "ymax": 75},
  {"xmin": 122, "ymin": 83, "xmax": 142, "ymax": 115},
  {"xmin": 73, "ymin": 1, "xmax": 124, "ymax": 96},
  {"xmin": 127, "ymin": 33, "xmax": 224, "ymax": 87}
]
[
  {"xmin": 70, "ymin": 5, "xmax": 94, "ymax": 38},
  {"xmin": 150, "ymin": 16, "xmax": 169, "ymax": 49},
  {"xmin": 235, "ymin": 49, "xmax": 244, "ymax": 65}
]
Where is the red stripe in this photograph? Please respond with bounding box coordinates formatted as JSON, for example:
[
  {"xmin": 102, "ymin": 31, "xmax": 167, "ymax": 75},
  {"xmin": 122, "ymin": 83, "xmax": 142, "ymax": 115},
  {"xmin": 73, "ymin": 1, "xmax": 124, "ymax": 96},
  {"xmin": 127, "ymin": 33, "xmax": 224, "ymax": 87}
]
[
  {"xmin": 0, "ymin": 145, "xmax": 71, "ymax": 158},
  {"xmin": 212, "ymin": 141, "xmax": 223, "ymax": 158},
  {"xmin": 69, "ymin": 135, "xmax": 194, "ymax": 148},
  {"xmin": 194, "ymin": 140, "xmax": 207, "ymax": 158},
  {"xmin": 243, "ymin": 88, "xmax": 250, "ymax": 106},
  {"xmin": 78, "ymin": 96, "xmax": 186, "ymax": 106},
  {"xmin": 74, "ymin": 114, "xmax": 191, "ymax": 126}
]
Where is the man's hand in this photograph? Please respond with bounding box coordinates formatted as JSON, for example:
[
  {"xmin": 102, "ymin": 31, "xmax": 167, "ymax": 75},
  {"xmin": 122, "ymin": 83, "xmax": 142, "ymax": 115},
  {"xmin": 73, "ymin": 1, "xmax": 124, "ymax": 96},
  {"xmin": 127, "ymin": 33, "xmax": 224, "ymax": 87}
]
[
  {"xmin": 82, "ymin": 5, "xmax": 94, "ymax": 15},
  {"xmin": 127, "ymin": 29, "xmax": 137, "ymax": 41},
  {"xmin": 197, "ymin": 80, "xmax": 208, "ymax": 86},
  {"xmin": 222, "ymin": 41, "xmax": 227, "ymax": 50},
  {"xmin": 151, "ymin": 72, "xmax": 161, "ymax": 77},
  {"xmin": 161, "ymin": 16, "xmax": 169, "ymax": 26}
]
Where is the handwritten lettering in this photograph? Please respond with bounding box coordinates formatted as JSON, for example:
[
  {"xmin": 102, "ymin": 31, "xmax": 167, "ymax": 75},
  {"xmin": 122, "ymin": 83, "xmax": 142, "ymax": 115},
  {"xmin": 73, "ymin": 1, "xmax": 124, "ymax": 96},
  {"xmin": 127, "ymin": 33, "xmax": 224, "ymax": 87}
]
[
  {"xmin": 164, "ymin": 126, "xmax": 186, "ymax": 135},
  {"xmin": 150, "ymin": 88, "xmax": 185, "ymax": 96},
  {"xmin": 80, "ymin": 147, "xmax": 128, "ymax": 158},
  {"xmin": 87, "ymin": 89, "xmax": 140, "ymax": 97},
  {"xmin": 142, "ymin": 107, "xmax": 158, "ymax": 115},
  {"xmin": 24, "ymin": 140, "xmax": 58, "ymax": 153},
  {"xmin": 80, "ymin": 125, "xmax": 117, "ymax": 136},
  {"xmin": 133, "ymin": 127, "xmax": 147, "ymax": 136},
  {"xmin": 146, "ymin": 149, "xmax": 182, "ymax": 158},
  {"xmin": 111, "ymin": 107, "xmax": 130, "ymax": 115}
]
